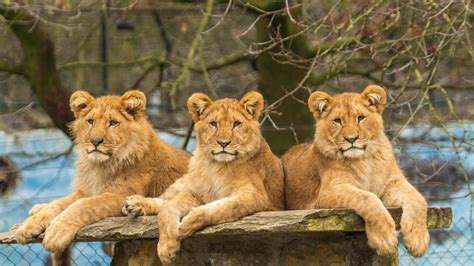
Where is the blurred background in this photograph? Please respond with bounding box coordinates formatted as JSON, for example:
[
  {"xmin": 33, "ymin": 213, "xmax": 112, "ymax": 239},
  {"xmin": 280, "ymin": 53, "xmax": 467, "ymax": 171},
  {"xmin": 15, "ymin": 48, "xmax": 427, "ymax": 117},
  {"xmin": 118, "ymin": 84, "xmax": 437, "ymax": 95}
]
[{"xmin": 0, "ymin": 0, "xmax": 472, "ymax": 265}]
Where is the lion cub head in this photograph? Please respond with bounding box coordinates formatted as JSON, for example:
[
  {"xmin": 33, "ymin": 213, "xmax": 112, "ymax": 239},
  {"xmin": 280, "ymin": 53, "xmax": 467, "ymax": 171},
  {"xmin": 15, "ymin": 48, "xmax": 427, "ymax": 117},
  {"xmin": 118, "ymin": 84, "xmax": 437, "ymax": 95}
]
[
  {"xmin": 187, "ymin": 91, "xmax": 264, "ymax": 163},
  {"xmin": 69, "ymin": 90, "xmax": 148, "ymax": 163},
  {"xmin": 308, "ymin": 85, "xmax": 387, "ymax": 159}
]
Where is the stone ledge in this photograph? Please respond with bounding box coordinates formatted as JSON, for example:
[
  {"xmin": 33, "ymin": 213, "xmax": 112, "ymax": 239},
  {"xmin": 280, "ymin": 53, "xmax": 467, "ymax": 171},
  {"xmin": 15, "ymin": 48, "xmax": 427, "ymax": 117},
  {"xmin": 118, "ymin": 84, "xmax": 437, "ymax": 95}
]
[{"xmin": 0, "ymin": 207, "xmax": 451, "ymax": 244}]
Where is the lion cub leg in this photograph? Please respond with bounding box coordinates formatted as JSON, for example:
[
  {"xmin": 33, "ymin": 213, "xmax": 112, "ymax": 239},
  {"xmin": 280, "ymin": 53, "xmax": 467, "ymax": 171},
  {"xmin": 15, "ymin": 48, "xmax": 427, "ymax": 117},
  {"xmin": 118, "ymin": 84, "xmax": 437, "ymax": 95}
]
[
  {"xmin": 178, "ymin": 188, "xmax": 267, "ymax": 238},
  {"xmin": 43, "ymin": 192, "xmax": 125, "ymax": 252},
  {"xmin": 382, "ymin": 178, "xmax": 429, "ymax": 257},
  {"xmin": 158, "ymin": 191, "xmax": 201, "ymax": 264},
  {"xmin": 15, "ymin": 192, "xmax": 83, "ymax": 244},
  {"xmin": 122, "ymin": 195, "xmax": 164, "ymax": 217},
  {"xmin": 318, "ymin": 183, "xmax": 398, "ymax": 257}
]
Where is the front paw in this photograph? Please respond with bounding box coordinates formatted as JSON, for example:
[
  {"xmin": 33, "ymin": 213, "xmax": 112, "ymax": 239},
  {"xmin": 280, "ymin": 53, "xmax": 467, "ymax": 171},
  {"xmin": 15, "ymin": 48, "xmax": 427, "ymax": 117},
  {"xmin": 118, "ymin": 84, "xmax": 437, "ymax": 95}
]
[
  {"xmin": 29, "ymin": 203, "xmax": 48, "ymax": 216},
  {"xmin": 158, "ymin": 238, "xmax": 181, "ymax": 264},
  {"xmin": 122, "ymin": 195, "xmax": 146, "ymax": 217},
  {"xmin": 42, "ymin": 220, "xmax": 77, "ymax": 252},
  {"xmin": 401, "ymin": 217, "xmax": 430, "ymax": 257},
  {"xmin": 365, "ymin": 215, "xmax": 398, "ymax": 257},
  {"xmin": 15, "ymin": 224, "xmax": 44, "ymax": 244},
  {"xmin": 178, "ymin": 207, "xmax": 207, "ymax": 238},
  {"xmin": 14, "ymin": 215, "xmax": 49, "ymax": 244}
]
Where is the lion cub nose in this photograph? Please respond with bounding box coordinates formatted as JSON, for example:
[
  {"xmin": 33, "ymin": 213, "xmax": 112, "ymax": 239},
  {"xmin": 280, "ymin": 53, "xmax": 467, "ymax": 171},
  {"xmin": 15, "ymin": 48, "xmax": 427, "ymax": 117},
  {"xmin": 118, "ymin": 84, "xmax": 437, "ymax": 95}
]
[
  {"xmin": 217, "ymin": 140, "xmax": 231, "ymax": 148},
  {"xmin": 90, "ymin": 138, "xmax": 104, "ymax": 147},
  {"xmin": 344, "ymin": 136, "xmax": 359, "ymax": 144}
]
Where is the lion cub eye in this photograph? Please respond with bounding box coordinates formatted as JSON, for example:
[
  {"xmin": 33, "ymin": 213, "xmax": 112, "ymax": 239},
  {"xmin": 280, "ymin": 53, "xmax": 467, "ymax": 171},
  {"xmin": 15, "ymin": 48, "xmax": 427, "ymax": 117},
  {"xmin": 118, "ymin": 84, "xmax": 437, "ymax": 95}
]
[
  {"xmin": 333, "ymin": 118, "xmax": 342, "ymax": 124},
  {"xmin": 233, "ymin": 121, "xmax": 241, "ymax": 128},
  {"xmin": 86, "ymin": 119, "xmax": 94, "ymax": 125},
  {"xmin": 109, "ymin": 120, "xmax": 119, "ymax": 127},
  {"xmin": 210, "ymin": 121, "xmax": 218, "ymax": 128},
  {"xmin": 357, "ymin": 116, "xmax": 366, "ymax": 123}
]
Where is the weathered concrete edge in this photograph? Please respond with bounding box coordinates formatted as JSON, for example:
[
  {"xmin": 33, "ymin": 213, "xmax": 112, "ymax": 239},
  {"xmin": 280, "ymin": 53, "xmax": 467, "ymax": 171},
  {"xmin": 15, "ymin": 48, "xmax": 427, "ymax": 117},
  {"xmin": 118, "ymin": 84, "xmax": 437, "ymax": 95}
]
[{"xmin": 0, "ymin": 207, "xmax": 452, "ymax": 244}]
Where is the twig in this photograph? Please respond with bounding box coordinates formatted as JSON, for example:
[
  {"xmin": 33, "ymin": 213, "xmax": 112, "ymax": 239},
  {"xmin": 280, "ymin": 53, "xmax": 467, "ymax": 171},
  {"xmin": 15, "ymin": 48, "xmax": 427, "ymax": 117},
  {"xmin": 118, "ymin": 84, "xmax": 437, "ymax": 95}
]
[
  {"xmin": 181, "ymin": 122, "xmax": 195, "ymax": 150},
  {"xmin": 204, "ymin": 0, "xmax": 232, "ymax": 34},
  {"xmin": 170, "ymin": 0, "xmax": 215, "ymax": 110}
]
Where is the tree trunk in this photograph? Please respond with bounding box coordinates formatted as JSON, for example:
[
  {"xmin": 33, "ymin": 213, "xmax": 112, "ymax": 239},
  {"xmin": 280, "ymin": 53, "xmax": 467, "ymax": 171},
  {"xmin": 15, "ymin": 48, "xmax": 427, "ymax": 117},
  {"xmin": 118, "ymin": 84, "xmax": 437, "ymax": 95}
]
[
  {"xmin": 0, "ymin": 4, "xmax": 73, "ymax": 137},
  {"xmin": 249, "ymin": 1, "xmax": 316, "ymax": 155}
]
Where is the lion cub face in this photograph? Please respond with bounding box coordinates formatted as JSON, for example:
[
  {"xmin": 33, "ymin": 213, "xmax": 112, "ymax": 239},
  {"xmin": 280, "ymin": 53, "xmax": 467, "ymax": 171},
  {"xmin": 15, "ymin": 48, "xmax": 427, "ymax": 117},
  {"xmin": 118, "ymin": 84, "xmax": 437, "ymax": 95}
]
[
  {"xmin": 69, "ymin": 90, "xmax": 147, "ymax": 163},
  {"xmin": 308, "ymin": 85, "xmax": 387, "ymax": 159},
  {"xmin": 187, "ymin": 92, "xmax": 264, "ymax": 163}
]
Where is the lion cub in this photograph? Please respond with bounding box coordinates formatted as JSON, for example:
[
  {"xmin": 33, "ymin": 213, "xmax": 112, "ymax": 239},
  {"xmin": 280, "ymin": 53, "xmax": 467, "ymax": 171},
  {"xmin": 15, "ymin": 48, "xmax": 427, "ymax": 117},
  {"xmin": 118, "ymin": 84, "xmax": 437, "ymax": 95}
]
[
  {"xmin": 283, "ymin": 85, "xmax": 429, "ymax": 258},
  {"xmin": 15, "ymin": 90, "xmax": 190, "ymax": 255},
  {"xmin": 123, "ymin": 91, "xmax": 285, "ymax": 263}
]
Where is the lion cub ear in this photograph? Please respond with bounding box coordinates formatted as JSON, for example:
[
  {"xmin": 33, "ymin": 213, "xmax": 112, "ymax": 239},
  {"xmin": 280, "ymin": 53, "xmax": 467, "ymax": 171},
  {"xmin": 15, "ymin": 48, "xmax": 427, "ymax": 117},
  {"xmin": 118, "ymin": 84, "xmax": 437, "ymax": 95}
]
[
  {"xmin": 361, "ymin": 85, "xmax": 387, "ymax": 114},
  {"xmin": 240, "ymin": 91, "xmax": 264, "ymax": 120},
  {"xmin": 70, "ymin": 90, "xmax": 95, "ymax": 118},
  {"xmin": 187, "ymin": 93, "xmax": 212, "ymax": 121},
  {"xmin": 120, "ymin": 90, "xmax": 147, "ymax": 119},
  {"xmin": 308, "ymin": 91, "xmax": 332, "ymax": 119}
]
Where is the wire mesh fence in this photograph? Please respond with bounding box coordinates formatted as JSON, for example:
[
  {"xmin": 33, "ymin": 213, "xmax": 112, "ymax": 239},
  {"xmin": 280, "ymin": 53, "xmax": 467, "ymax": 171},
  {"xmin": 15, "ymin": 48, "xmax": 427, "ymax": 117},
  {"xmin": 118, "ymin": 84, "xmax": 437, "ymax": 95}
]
[
  {"xmin": 0, "ymin": 216, "xmax": 472, "ymax": 265},
  {"xmin": 399, "ymin": 216, "xmax": 474, "ymax": 265},
  {"xmin": 0, "ymin": 242, "xmax": 112, "ymax": 266}
]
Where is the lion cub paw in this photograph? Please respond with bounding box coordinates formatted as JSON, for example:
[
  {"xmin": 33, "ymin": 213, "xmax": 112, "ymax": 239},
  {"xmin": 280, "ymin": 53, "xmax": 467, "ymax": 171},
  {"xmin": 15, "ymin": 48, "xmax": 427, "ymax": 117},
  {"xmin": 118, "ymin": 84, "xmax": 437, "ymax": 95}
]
[
  {"xmin": 158, "ymin": 238, "xmax": 181, "ymax": 264},
  {"xmin": 15, "ymin": 223, "xmax": 44, "ymax": 244},
  {"xmin": 365, "ymin": 215, "xmax": 398, "ymax": 257},
  {"xmin": 178, "ymin": 207, "xmax": 207, "ymax": 238},
  {"xmin": 29, "ymin": 203, "xmax": 48, "ymax": 216},
  {"xmin": 43, "ymin": 220, "xmax": 76, "ymax": 252},
  {"xmin": 401, "ymin": 219, "xmax": 430, "ymax": 257},
  {"xmin": 14, "ymin": 216, "xmax": 49, "ymax": 244},
  {"xmin": 122, "ymin": 195, "xmax": 146, "ymax": 217}
]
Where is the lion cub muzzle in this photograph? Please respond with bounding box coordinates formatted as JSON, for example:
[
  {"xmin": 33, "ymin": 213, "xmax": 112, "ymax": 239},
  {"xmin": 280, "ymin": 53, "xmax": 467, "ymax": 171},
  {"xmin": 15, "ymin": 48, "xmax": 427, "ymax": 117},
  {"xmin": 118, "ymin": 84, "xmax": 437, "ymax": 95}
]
[
  {"xmin": 85, "ymin": 135, "xmax": 111, "ymax": 161},
  {"xmin": 211, "ymin": 138, "xmax": 239, "ymax": 162},
  {"xmin": 90, "ymin": 138, "xmax": 104, "ymax": 147},
  {"xmin": 340, "ymin": 135, "xmax": 367, "ymax": 158}
]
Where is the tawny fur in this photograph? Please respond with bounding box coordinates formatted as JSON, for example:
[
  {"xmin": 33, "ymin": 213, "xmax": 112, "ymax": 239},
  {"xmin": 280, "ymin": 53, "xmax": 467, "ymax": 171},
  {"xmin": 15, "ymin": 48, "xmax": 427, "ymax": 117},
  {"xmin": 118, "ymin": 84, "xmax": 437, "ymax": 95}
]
[
  {"xmin": 123, "ymin": 91, "xmax": 285, "ymax": 264},
  {"xmin": 282, "ymin": 85, "xmax": 429, "ymax": 258},
  {"xmin": 14, "ymin": 90, "xmax": 190, "ymax": 255}
]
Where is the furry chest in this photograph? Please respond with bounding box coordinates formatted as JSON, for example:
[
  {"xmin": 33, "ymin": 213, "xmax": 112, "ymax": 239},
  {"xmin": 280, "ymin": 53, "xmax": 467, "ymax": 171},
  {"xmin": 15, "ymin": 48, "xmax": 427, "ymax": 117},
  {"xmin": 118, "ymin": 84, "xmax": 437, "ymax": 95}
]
[
  {"xmin": 73, "ymin": 168, "xmax": 115, "ymax": 196},
  {"xmin": 194, "ymin": 172, "xmax": 233, "ymax": 204},
  {"xmin": 350, "ymin": 160, "xmax": 388, "ymax": 196}
]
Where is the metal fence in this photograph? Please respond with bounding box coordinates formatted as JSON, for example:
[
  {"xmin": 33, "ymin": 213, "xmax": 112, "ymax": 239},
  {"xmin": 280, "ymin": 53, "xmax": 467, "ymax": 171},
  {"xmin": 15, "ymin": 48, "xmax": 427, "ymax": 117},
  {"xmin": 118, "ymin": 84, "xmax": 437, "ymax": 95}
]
[
  {"xmin": 399, "ymin": 215, "xmax": 474, "ymax": 265},
  {"xmin": 1, "ymin": 242, "xmax": 111, "ymax": 266},
  {"xmin": 0, "ymin": 217, "xmax": 472, "ymax": 265}
]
